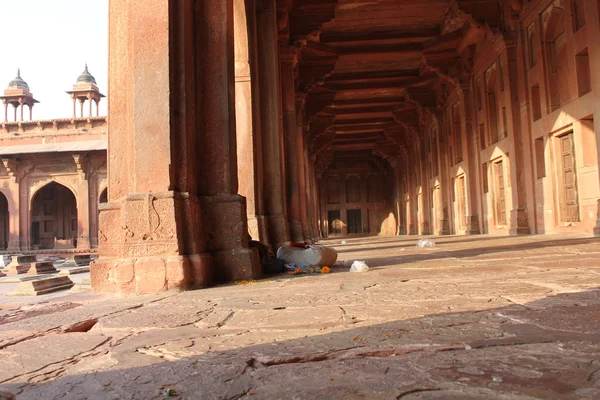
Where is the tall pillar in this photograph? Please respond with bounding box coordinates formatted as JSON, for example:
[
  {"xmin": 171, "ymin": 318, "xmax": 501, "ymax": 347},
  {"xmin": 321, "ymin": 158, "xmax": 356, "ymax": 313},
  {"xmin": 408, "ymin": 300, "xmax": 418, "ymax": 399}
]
[
  {"xmin": 437, "ymin": 113, "xmax": 452, "ymax": 235},
  {"xmin": 76, "ymin": 173, "xmax": 91, "ymax": 249},
  {"xmin": 418, "ymin": 140, "xmax": 432, "ymax": 235},
  {"xmin": 18, "ymin": 100, "xmax": 23, "ymax": 122},
  {"xmin": 280, "ymin": 46, "xmax": 303, "ymax": 242},
  {"xmin": 234, "ymin": 0, "xmax": 268, "ymax": 242},
  {"xmin": 3, "ymin": 101, "xmax": 7, "ymax": 122},
  {"xmin": 506, "ymin": 44, "xmax": 531, "ymax": 235},
  {"xmin": 256, "ymin": 0, "xmax": 289, "ymax": 249},
  {"xmin": 461, "ymin": 84, "xmax": 481, "ymax": 234},
  {"xmin": 196, "ymin": 0, "xmax": 260, "ymax": 279},
  {"xmin": 92, "ymin": 0, "xmax": 259, "ymax": 296},
  {"xmin": 298, "ymin": 118, "xmax": 311, "ymax": 241},
  {"xmin": 587, "ymin": 1, "xmax": 600, "ymax": 236}
]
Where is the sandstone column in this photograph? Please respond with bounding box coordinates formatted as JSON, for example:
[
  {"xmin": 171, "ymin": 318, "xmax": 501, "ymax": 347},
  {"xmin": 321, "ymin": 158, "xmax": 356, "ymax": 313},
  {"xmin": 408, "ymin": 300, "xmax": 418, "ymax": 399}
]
[
  {"xmin": 76, "ymin": 173, "xmax": 91, "ymax": 249},
  {"xmin": 256, "ymin": 0, "xmax": 289, "ymax": 249},
  {"xmin": 418, "ymin": 140, "xmax": 432, "ymax": 235},
  {"xmin": 196, "ymin": 0, "xmax": 261, "ymax": 281},
  {"xmin": 92, "ymin": 0, "xmax": 259, "ymax": 295},
  {"xmin": 234, "ymin": 0, "xmax": 268, "ymax": 242},
  {"xmin": 437, "ymin": 113, "xmax": 451, "ymax": 235},
  {"xmin": 298, "ymin": 122, "xmax": 311, "ymax": 241},
  {"xmin": 588, "ymin": 2, "xmax": 600, "ymax": 236},
  {"xmin": 460, "ymin": 84, "xmax": 482, "ymax": 235},
  {"xmin": 280, "ymin": 46, "xmax": 304, "ymax": 242},
  {"xmin": 506, "ymin": 44, "xmax": 532, "ymax": 235}
]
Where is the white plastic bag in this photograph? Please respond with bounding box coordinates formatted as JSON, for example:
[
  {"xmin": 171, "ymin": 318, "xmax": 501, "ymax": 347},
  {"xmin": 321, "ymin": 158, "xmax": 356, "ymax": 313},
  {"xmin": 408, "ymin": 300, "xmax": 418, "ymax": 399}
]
[
  {"xmin": 416, "ymin": 239, "xmax": 435, "ymax": 248},
  {"xmin": 349, "ymin": 261, "xmax": 369, "ymax": 272}
]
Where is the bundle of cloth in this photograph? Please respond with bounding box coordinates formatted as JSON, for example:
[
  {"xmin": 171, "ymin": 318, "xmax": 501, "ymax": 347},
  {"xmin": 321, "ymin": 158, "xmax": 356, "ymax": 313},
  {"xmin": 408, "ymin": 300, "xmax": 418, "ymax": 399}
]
[{"xmin": 276, "ymin": 242, "xmax": 338, "ymax": 267}]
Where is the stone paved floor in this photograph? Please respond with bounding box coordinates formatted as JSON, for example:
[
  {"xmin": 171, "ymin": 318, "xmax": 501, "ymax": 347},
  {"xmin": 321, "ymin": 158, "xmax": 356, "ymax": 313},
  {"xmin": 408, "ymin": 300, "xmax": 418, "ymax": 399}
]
[{"xmin": 1, "ymin": 234, "xmax": 600, "ymax": 399}]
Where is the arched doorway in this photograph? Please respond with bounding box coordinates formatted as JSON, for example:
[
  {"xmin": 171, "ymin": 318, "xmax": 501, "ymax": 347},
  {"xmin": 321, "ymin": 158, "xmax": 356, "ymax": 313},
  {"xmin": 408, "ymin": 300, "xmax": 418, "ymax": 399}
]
[
  {"xmin": 99, "ymin": 188, "xmax": 108, "ymax": 204},
  {"xmin": 0, "ymin": 192, "xmax": 8, "ymax": 250},
  {"xmin": 30, "ymin": 182, "xmax": 77, "ymax": 249}
]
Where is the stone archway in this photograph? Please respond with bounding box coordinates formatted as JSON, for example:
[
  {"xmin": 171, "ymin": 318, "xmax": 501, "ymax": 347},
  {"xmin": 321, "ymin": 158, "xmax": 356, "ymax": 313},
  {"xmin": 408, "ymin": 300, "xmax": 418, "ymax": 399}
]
[
  {"xmin": 30, "ymin": 182, "xmax": 78, "ymax": 249},
  {"xmin": 0, "ymin": 192, "xmax": 8, "ymax": 250},
  {"xmin": 99, "ymin": 188, "xmax": 108, "ymax": 204}
]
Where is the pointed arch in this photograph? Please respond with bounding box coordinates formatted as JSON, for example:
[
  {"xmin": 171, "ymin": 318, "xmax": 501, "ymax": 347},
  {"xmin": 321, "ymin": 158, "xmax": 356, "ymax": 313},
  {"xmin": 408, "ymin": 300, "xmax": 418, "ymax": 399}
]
[{"xmin": 30, "ymin": 181, "xmax": 77, "ymax": 249}]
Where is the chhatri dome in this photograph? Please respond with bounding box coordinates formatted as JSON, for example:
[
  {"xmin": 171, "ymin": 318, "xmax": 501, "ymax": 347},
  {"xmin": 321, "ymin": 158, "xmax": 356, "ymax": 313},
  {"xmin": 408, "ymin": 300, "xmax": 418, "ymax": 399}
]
[
  {"xmin": 7, "ymin": 69, "xmax": 30, "ymax": 91},
  {"xmin": 76, "ymin": 64, "xmax": 97, "ymax": 85}
]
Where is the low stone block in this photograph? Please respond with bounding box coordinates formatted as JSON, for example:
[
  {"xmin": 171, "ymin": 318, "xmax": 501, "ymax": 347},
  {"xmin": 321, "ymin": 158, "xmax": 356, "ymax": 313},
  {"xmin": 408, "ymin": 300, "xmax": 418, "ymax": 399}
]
[
  {"xmin": 58, "ymin": 266, "xmax": 90, "ymax": 275},
  {"xmin": 90, "ymin": 259, "xmax": 117, "ymax": 293},
  {"xmin": 74, "ymin": 254, "xmax": 97, "ymax": 265},
  {"xmin": 7, "ymin": 276, "xmax": 74, "ymax": 296},
  {"xmin": 0, "ymin": 270, "xmax": 5, "ymax": 277},
  {"xmin": 3, "ymin": 255, "xmax": 37, "ymax": 275},
  {"xmin": 25, "ymin": 262, "xmax": 58, "ymax": 276}
]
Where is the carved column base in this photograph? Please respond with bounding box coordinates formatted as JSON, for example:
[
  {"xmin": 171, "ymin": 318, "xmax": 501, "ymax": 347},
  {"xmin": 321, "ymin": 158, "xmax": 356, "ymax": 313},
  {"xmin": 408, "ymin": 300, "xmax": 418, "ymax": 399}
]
[
  {"xmin": 440, "ymin": 219, "xmax": 451, "ymax": 235},
  {"xmin": 510, "ymin": 208, "xmax": 531, "ymax": 235},
  {"xmin": 466, "ymin": 215, "xmax": 481, "ymax": 235},
  {"xmin": 266, "ymin": 214, "xmax": 290, "ymax": 251},
  {"xmin": 91, "ymin": 253, "xmax": 214, "ymax": 296},
  {"xmin": 409, "ymin": 223, "xmax": 418, "ymax": 235},
  {"xmin": 301, "ymin": 224, "xmax": 311, "ymax": 243},
  {"xmin": 93, "ymin": 191, "xmax": 261, "ymax": 295},
  {"xmin": 399, "ymin": 224, "xmax": 407, "ymax": 235},
  {"xmin": 420, "ymin": 221, "xmax": 431, "ymax": 235},
  {"xmin": 77, "ymin": 237, "xmax": 91, "ymax": 250},
  {"xmin": 288, "ymin": 221, "xmax": 304, "ymax": 243},
  {"xmin": 7, "ymin": 239, "xmax": 22, "ymax": 252},
  {"xmin": 203, "ymin": 194, "xmax": 261, "ymax": 281}
]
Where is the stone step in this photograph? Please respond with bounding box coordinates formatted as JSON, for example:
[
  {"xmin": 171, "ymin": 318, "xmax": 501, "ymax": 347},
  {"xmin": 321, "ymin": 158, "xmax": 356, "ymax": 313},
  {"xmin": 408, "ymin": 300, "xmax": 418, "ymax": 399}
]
[{"xmin": 7, "ymin": 276, "xmax": 74, "ymax": 296}]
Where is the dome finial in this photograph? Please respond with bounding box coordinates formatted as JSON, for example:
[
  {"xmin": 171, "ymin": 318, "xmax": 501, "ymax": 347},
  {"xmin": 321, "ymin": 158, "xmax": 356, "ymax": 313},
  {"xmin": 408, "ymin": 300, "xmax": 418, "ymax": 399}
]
[
  {"xmin": 76, "ymin": 63, "xmax": 97, "ymax": 85},
  {"xmin": 7, "ymin": 68, "xmax": 29, "ymax": 91}
]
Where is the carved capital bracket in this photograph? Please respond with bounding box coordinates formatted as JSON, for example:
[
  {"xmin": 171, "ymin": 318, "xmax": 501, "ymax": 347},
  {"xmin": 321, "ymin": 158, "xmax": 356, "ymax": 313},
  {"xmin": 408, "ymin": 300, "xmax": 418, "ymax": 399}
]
[
  {"xmin": 72, "ymin": 153, "xmax": 89, "ymax": 180},
  {"xmin": 1, "ymin": 158, "xmax": 17, "ymax": 183}
]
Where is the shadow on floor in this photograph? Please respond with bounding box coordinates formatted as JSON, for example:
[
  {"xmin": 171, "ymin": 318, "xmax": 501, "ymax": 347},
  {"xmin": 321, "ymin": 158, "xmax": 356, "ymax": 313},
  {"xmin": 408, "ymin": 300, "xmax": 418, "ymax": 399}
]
[{"xmin": 3, "ymin": 287, "xmax": 600, "ymax": 399}]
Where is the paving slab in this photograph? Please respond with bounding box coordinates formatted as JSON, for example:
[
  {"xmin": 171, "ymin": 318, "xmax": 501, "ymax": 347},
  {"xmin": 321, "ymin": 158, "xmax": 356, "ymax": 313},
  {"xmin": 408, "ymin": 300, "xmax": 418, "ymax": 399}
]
[{"xmin": 0, "ymin": 234, "xmax": 599, "ymax": 399}]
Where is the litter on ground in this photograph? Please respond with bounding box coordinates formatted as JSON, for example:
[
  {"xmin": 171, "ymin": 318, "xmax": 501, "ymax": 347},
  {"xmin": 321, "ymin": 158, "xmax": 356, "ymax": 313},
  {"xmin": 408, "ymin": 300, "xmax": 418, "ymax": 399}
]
[
  {"xmin": 416, "ymin": 238, "xmax": 435, "ymax": 248},
  {"xmin": 349, "ymin": 261, "xmax": 370, "ymax": 272}
]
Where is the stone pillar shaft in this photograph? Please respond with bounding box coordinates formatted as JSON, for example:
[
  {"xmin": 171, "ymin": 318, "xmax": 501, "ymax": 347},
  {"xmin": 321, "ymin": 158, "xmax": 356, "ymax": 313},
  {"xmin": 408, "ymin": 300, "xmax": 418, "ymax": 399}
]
[
  {"xmin": 256, "ymin": 0, "xmax": 289, "ymax": 249},
  {"xmin": 280, "ymin": 47, "xmax": 303, "ymax": 242},
  {"xmin": 93, "ymin": 0, "xmax": 259, "ymax": 295}
]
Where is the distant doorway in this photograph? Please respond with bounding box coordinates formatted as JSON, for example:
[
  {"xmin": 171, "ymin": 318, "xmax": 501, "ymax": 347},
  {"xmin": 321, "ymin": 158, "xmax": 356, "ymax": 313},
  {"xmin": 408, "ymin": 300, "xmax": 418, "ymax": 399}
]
[
  {"xmin": 347, "ymin": 209, "xmax": 362, "ymax": 235},
  {"xmin": 30, "ymin": 182, "xmax": 77, "ymax": 249}
]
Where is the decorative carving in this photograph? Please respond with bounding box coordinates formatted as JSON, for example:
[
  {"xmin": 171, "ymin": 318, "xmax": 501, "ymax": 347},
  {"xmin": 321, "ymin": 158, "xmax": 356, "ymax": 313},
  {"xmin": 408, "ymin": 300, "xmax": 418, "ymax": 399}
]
[{"xmin": 1, "ymin": 158, "xmax": 17, "ymax": 183}]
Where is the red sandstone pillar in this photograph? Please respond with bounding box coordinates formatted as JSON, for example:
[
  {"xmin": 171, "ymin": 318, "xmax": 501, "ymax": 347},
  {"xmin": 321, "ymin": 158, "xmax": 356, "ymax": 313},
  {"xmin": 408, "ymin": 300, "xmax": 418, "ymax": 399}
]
[
  {"xmin": 297, "ymin": 121, "xmax": 311, "ymax": 241},
  {"xmin": 234, "ymin": 0, "xmax": 268, "ymax": 242},
  {"xmin": 196, "ymin": 0, "xmax": 261, "ymax": 279},
  {"xmin": 92, "ymin": 0, "xmax": 259, "ymax": 295},
  {"xmin": 76, "ymin": 172, "xmax": 91, "ymax": 249},
  {"xmin": 506, "ymin": 44, "xmax": 532, "ymax": 235},
  {"xmin": 588, "ymin": 1, "xmax": 600, "ymax": 236},
  {"xmin": 280, "ymin": 46, "xmax": 304, "ymax": 242},
  {"xmin": 460, "ymin": 84, "xmax": 482, "ymax": 235},
  {"xmin": 436, "ymin": 113, "xmax": 451, "ymax": 235},
  {"xmin": 256, "ymin": 0, "xmax": 289, "ymax": 249}
]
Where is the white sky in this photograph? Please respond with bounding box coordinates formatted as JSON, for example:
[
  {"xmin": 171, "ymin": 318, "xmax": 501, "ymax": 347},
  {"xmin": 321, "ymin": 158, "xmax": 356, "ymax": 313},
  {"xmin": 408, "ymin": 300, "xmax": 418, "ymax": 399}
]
[{"xmin": 0, "ymin": 0, "xmax": 108, "ymax": 120}]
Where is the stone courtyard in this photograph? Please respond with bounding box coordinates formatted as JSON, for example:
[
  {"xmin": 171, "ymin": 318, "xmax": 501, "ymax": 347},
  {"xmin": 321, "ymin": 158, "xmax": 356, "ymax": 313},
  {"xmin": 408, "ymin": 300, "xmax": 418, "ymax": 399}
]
[{"xmin": 1, "ymin": 234, "xmax": 599, "ymax": 399}]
